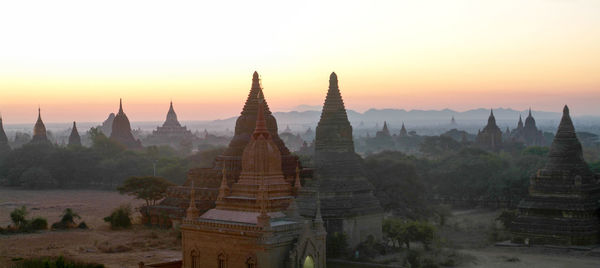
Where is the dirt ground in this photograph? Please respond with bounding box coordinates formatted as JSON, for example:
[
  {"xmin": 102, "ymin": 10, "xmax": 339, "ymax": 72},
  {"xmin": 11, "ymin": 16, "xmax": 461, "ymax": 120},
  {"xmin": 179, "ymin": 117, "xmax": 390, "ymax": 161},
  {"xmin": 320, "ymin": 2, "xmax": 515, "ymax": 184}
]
[
  {"xmin": 0, "ymin": 187, "xmax": 181, "ymax": 268},
  {"xmin": 445, "ymin": 209, "xmax": 600, "ymax": 268}
]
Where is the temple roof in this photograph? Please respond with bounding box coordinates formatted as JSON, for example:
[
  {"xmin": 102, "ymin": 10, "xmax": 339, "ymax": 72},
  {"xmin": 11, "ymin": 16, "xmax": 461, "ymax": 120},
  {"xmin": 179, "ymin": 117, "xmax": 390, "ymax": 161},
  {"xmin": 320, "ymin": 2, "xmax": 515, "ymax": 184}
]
[
  {"xmin": 68, "ymin": 121, "xmax": 81, "ymax": 146},
  {"xmin": 162, "ymin": 101, "xmax": 182, "ymax": 128},
  {"xmin": 524, "ymin": 108, "xmax": 536, "ymax": 129}
]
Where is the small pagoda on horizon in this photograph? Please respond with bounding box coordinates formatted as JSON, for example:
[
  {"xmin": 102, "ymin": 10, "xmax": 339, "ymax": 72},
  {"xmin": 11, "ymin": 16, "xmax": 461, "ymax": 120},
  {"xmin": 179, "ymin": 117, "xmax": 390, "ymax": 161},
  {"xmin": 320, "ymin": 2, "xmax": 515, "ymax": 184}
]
[{"xmin": 145, "ymin": 101, "xmax": 194, "ymax": 148}]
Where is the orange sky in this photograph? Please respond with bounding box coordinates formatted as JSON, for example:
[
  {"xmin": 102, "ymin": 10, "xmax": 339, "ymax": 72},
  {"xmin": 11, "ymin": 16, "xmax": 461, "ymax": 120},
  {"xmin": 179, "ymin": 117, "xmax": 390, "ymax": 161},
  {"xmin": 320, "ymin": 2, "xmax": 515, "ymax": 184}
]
[{"xmin": 0, "ymin": 0, "xmax": 599, "ymax": 124}]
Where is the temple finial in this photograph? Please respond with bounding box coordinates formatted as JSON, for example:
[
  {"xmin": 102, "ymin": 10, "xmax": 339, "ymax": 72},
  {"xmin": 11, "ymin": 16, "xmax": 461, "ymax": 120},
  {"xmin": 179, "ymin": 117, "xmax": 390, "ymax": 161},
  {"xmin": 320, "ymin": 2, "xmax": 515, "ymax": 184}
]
[
  {"xmin": 186, "ymin": 181, "xmax": 199, "ymax": 219},
  {"xmin": 563, "ymin": 105, "xmax": 569, "ymax": 115},
  {"xmin": 119, "ymin": 98, "xmax": 123, "ymax": 113}
]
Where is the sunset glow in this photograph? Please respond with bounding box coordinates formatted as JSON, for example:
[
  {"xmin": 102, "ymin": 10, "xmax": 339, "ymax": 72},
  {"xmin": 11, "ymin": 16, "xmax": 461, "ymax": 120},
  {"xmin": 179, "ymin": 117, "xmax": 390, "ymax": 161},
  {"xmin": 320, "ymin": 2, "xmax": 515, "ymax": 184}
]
[{"xmin": 1, "ymin": 0, "xmax": 599, "ymax": 123}]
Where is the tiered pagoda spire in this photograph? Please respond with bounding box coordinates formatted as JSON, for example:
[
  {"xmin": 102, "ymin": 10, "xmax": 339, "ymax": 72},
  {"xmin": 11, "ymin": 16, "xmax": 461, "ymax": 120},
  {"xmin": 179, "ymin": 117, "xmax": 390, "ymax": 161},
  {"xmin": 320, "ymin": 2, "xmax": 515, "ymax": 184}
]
[
  {"xmin": 216, "ymin": 71, "xmax": 297, "ymax": 181},
  {"xmin": 201, "ymin": 93, "xmax": 294, "ymax": 222},
  {"xmin": 313, "ymin": 72, "xmax": 354, "ymax": 153},
  {"xmin": 298, "ymin": 72, "xmax": 383, "ymax": 247},
  {"xmin": 163, "ymin": 101, "xmax": 181, "ymax": 128},
  {"xmin": 511, "ymin": 105, "xmax": 600, "ymax": 245},
  {"xmin": 68, "ymin": 121, "xmax": 81, "ymax": 147}
]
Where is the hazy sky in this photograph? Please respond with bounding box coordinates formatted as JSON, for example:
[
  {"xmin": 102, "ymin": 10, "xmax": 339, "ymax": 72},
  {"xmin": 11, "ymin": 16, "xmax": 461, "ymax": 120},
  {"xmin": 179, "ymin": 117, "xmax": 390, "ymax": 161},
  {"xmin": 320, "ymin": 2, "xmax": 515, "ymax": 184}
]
[{"xmin": 1, "ymin": 0, "xmax": 599, "ymax": 123}]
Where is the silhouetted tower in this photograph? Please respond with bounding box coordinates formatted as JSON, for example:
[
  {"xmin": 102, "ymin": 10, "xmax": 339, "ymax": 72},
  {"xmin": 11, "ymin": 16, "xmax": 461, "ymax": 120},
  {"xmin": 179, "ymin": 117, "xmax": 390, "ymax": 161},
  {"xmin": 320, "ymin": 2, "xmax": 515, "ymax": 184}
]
[
  {"xmin": 110, "ymin": 99, "xmax": 142, "ymax": 149},
  {"xmin": 68, "ymin": 121, "xmax": 81, "ymax": 147},
  {"xmin": 31, "ymin": 108, "xmax": 50, "ymax": 144}
]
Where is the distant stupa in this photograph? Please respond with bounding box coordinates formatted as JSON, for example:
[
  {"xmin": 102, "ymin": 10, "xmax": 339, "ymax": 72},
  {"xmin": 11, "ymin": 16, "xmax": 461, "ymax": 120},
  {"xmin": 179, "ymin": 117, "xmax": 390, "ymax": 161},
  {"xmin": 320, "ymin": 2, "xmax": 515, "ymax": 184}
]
[
  {"xmin": 68, "ymin": 121, "xmax": 81, "ymax": 147},
  {"xmin": 30, "ymin": 108, "xmax": 50, "ymax": 144},
  {"xmin": 147, "ymin": 101, "xmax": 194, "ymax": 147},
  {"xmin": 475, "ymin": 109, "xmax": 503, "ymax": 151},
  {"xmin": 109, "ymin": 99, "xmax": 142, "ymax": 149}
]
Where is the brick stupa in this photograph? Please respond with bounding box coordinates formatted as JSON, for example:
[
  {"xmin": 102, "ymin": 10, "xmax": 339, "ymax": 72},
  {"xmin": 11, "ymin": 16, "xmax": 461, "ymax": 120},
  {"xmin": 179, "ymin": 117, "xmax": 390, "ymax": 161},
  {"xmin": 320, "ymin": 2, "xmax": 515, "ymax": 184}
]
[
  {"xmin": 297, "ymin": 72, "xmax": 383, "ymax": 247},
  {"xmin": 511, "ymin": 105, "xmax": 600, "ymax": 245},
  {"xmin": 179, "ymin": 94, "xmax": 325, "ymax": 268}
]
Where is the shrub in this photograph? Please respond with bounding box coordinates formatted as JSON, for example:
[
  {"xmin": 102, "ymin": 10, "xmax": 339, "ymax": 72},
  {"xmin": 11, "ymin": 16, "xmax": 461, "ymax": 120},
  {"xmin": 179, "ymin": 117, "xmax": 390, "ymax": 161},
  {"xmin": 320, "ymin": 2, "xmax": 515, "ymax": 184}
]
[
  {"xmin": 104, "ymin": 205, "xmax": 132, "ymax": 229},
  {"xmin": 10, "ymin": 255, "xmax": 104, "ymax": 268},
  {"xmin": 28, "ymin": 217, "xmax": 48, "ymax": 231},
  {"xmin": 77, "ymin": 221, "xmax": 89, "ymax": 229},
  {"xmin": 52, "ymin": 208, "xmax": 82, "ymax": 230}
]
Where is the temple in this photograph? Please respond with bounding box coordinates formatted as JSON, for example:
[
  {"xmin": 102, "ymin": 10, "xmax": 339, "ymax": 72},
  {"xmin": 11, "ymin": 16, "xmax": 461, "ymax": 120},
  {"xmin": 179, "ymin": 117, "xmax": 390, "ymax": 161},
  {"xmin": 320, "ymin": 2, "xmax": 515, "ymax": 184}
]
[
  {"xmin": 475, "ymin": 109, "xmax": 503, "ymax": 151},
  {"xmin": 68, "ymin": 121, "xmax": 81, "ymax": 147},
  {"xmin": 0, "ymin": 115, "xmax": 10, "ymax": 153},
  {"xmin": 511, "ymin": 105, "xmax": 600, "ymax": 245},
  {"xmin": 177, "ymin": 95, "xmax": 326, "ymax": 268},
  {"xmin": 297, "ymin": 72, "xmax": 383, "ymax": 247},
  {"xmin": 109, "ymin": 99, "xmax": 142, "ymax": 149},
  {"xmin": 145, "ymin": 72, "xmax": 299, "ymax": 226},
  {"xmin": 145, "ymin": 101, "xmax": 194, "ymax": 148},
  {"xmin": 399, "ymin": 123, "xmax": 408, "ymax": 137},
  {"xmin": 375, "ymin": 121, "xmax": 391, "ymax": 138},
  {"xmin": 30, "ymin": 108, "xmax": 50, "ymax": 145},
  {"xmin": 511, "ymin": 109, "xmax": 544, "ymax": 146}
]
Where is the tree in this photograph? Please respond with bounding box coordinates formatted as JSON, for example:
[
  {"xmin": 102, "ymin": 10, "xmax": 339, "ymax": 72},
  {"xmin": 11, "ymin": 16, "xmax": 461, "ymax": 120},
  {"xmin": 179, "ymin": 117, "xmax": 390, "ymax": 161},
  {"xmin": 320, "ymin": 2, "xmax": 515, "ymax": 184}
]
[
  {"xmin": 383, "ymin": 219, "xmax": 436, "ymax": 250},
  {"xmin": 117, "ymin": 176, "xmax": 175, "ymax": 207},
  {"xmin": 10, "ymin": 206, "xmax": 28, "ymax": 228}
]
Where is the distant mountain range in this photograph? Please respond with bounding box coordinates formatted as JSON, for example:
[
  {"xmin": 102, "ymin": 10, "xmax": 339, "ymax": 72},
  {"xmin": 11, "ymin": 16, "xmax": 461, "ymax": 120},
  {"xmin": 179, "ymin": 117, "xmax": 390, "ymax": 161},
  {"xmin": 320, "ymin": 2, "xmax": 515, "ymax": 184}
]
[
  {"xmin": 210, "ymin": 107, "xmax": 581, "ymax": 129},
  {"xmin": 4, "ymin": 107, "xmax": 599, "ymax": 135}
]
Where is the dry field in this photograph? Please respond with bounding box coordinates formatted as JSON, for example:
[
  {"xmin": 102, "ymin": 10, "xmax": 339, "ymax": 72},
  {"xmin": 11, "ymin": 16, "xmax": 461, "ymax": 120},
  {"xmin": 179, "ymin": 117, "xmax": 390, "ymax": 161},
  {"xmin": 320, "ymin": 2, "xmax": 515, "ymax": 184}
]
[
  {"xmin": 0, "ymin": 187, "xmax": 181, "ymax": 268},
  {"xmin": 2, "ymin": 188, "xmax": 600, "ymax": 268}
]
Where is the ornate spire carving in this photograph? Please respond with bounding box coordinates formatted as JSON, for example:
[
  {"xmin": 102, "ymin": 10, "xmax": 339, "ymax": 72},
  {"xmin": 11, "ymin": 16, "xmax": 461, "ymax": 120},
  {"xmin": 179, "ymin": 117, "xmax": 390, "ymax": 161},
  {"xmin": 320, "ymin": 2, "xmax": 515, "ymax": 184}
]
[
  {"xmin": 217, "ymin": 167, "xmax": 229, "ymax": 201},
  {"xmin": 186, "ymin": 181, "xmax": 199, "ymax": 219}
]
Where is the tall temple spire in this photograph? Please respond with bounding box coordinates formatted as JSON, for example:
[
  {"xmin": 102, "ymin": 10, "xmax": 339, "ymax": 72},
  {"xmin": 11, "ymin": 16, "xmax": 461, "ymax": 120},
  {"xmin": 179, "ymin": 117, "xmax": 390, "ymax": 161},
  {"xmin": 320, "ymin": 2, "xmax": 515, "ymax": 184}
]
[
  {"xmin": 314, "ymin": 72, "xmax": 354, "ymax": 153},
  {"xmin": 382, "ymin": 121, "xmax": 389, "ymax": 135},
  {"xmin": 68, "ymin": 121, "xmax": 82, "ymax": 147},
  {"xmin": 399, "ymin": 122, "xmax": 408, "ymax": 137},
  {"xmin": 544, "ymin": 105, "xmax": 590, "ymax": 175}
]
